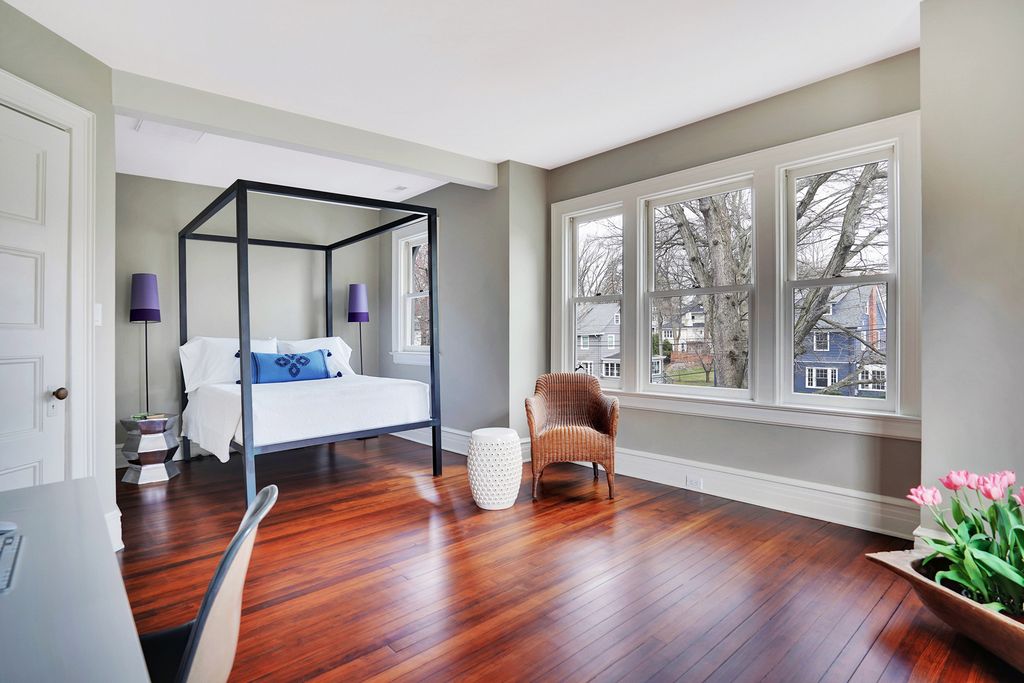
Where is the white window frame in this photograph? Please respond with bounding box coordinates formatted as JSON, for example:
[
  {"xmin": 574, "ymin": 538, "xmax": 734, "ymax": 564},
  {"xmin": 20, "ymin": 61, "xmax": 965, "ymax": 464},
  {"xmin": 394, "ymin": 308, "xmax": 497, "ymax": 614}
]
[
  {"xmin": 651, "ymin": 357, "xmax": 664, "ymax": 375},
  {"xmin": 567, "ymin": 206, "xmax": 624, "ymax": 389},
  {"xmin": 781, "ymin": 147, "xmax": 897, "ymax": 413},
  {"xmin": 578, "ymin": 335, "xmax": 589, "ymax": 350},
  {"xmin": 644, "ymin": 175, "xmax": 755, "ymax": 400},
  {"xmin": 813, "ymin": 330, "xmax": 830, "ymax": 352},
  {"xmin": 390, "ymin": 221, "xmax": 430, "ymax": 365},
  {"xmin": 607, "ymin": 333, "xmax": 616, "ymax": 349},
  {"xmin": 550, "ymin": 113, "xmax": 920, "ymax": 440},
  {"xmin": 613, "ymin": 312, "xmax": 621, "ymax": 325},
  {"xmin": 805, "ymin": 366, "xmax": 839, "ymax": 389},
  {"xmin": 603, "ymin": 361, "xmax": 621, "ymax": 378},
  {"xmin": 579, "ymin": 360, "xmax": 594, "ymax": 375}
]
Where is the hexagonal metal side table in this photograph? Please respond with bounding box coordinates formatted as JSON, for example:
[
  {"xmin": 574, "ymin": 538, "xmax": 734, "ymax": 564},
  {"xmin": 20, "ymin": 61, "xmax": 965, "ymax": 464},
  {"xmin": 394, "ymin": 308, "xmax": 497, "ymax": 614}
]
[{"xmin": 121, "ymin": 415, "xmax": 179, "ymax": 485}]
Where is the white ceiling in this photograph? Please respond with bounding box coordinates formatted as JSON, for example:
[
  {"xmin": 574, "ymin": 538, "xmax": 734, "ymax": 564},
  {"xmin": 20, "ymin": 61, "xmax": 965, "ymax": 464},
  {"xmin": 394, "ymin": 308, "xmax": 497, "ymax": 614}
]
[
  {"xmin": 114, "ymin": 114, "xmax": 445, "ymax": 200},
  {"xmin": 12, "ymin": 0, "xmax": 919, "ymax": 169}
]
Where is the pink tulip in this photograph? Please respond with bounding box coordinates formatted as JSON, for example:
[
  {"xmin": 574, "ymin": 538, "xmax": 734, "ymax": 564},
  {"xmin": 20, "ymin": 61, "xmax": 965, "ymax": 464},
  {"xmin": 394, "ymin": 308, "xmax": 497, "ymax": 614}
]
[
  {"xmin": 1013, "ymin": 491, "xmax": 1023, "ymax": 506},
  {"xmin": 979, "ymin": 475, "xmax": 1005, "ymax": 501},
  {"xmin": 966, "ymin": 472, "xmax": 981, "ymax": 490},
  {"xmin": 907, "ymin": 485, "xmax": 942, "ymax": 507},
  {"xmin": 998, "ymin": 470, "xmax": 1016, "ymax": 488},
  {"xmin": 939, "ymin": 470, "xmax": 969, "ymax": 491}
]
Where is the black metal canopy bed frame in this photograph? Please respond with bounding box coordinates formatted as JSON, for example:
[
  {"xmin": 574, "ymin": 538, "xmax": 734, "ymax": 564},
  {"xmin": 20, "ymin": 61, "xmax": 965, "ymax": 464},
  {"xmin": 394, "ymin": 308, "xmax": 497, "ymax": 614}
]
[{"xmin": 177, "ymin": 179, "xmax": 441, "ymax": 505}]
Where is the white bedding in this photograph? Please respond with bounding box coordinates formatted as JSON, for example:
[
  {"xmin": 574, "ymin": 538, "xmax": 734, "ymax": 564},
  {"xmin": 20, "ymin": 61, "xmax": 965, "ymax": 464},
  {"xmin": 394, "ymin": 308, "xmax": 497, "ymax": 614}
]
[{"xmin": 182, "ymin": 375, "xmax": 431, "ymax": 462}]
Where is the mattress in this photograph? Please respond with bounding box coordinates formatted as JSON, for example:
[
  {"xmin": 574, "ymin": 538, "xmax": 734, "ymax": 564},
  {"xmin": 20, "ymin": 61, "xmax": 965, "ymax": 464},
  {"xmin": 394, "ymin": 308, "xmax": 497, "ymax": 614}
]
[{"xmin": 182, "ymin": 374, "xmax": 431, "ymax": 462}]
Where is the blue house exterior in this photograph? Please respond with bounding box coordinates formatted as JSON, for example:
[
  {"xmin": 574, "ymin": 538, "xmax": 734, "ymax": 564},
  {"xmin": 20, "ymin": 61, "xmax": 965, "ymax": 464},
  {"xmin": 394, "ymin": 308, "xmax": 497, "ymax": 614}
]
[{"xmin": 792, "ymin": 285, "xmax": 887, "ymax": 398}]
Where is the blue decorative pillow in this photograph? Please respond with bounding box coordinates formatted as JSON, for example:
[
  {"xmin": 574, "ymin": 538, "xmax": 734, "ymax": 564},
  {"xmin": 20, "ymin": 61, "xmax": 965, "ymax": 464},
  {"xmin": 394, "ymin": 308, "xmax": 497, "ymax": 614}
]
[{"xmin": 247, "ymin": 350, "xmax": 333, "ymax": 384}]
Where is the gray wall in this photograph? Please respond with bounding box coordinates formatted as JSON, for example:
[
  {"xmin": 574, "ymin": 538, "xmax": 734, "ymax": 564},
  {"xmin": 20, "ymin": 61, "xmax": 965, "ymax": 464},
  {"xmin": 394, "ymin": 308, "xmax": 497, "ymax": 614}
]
[
  {"xmin": 920, "ymin": 1, "xmax": 1024, "ymax": 499},
  {"xmin": 115, "ymin": 174, "xmax": 380, "ymax": 429},
  {"xmin": 378, "ymin": 161, "xmax": 548, "ymax": 435},
  {"xmin": 546, "ymin": 50, "xmax": 923, "ymax": 498},
  {"xmin": 0, "ymin": 2, "xmax": 119, "ymax": 523}
]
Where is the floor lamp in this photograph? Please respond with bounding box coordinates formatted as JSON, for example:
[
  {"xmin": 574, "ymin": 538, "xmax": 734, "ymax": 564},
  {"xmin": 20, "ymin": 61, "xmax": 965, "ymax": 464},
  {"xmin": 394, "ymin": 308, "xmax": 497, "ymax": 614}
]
[
  {"xmin": 130, "ymin": 273, "xmax": 161, "ymax": 414},
  {"xmin": 348, "ymin": 283, "xmax": 369, "ymax": 373}
]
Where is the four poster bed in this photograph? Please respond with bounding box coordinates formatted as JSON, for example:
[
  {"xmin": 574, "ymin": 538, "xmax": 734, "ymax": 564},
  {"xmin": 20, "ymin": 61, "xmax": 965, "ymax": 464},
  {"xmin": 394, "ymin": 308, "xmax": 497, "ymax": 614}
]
[{"xmin": 177, "ymin": 180, "xmax": 441, "ymax": 505}]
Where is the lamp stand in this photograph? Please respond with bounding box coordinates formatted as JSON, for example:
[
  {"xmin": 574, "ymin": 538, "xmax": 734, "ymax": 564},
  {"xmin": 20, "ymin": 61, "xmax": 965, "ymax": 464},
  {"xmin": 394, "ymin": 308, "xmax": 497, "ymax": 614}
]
[
  {"xmin": 144, "ymin": 320, "xmax": 150, "ymax": 414},
  {"xmin": 358, "ymin": 322, "xmax": 364, "ymax": 374}
]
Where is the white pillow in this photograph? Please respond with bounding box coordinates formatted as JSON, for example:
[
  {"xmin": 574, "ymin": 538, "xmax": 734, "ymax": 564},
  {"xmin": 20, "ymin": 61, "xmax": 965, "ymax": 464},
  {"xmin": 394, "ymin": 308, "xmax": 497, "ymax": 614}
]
[
  {"xmin": 278, "ymin": 337, "xmax": 357, "ymax": 377},
  {"xmin": 179, "ymin": 336, "xmax": 277, "ymax": 393}
]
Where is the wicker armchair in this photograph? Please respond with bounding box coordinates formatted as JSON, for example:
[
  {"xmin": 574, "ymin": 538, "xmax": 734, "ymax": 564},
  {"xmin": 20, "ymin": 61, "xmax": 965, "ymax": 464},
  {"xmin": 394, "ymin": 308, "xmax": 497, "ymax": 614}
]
[{"xmin": 525, "ymin": 373, "xmax": 620, "ymax": 500}]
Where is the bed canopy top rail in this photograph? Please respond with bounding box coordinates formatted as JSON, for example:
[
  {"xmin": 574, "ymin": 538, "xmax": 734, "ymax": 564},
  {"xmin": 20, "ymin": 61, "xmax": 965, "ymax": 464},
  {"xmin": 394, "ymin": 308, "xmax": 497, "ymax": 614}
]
[{"xmin": 178, "ymin": 179, "xmax": 441, "ymax": 505}]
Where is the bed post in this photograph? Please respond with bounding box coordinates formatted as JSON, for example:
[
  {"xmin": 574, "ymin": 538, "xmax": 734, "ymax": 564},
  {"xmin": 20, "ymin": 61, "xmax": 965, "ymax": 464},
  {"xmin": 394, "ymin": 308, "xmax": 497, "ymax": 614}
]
[
  {"xmin": 178, "ymin": 235, "xmax": 191, "ymax": 461},
  {"xmin": 325, "ymin": 249, "xmax": 334, "ymax": 337},
  {"xmin": 428, "ymin": 209, "xmax": 442, "ymax": 476},
  {"xmin": 235, "ymin": 182, "xmax": 257, "ymax": 506}
]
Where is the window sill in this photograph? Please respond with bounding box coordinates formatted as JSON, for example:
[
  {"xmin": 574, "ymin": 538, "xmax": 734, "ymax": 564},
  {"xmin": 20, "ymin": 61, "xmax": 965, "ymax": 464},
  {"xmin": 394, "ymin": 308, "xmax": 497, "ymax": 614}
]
[
  {"xmin": 607, "ymin": 389, "xmax": 920, "ymax": 441},
  {"xmin": 391, "ymin": 350, "xmax": 430, "ymax": 366}
]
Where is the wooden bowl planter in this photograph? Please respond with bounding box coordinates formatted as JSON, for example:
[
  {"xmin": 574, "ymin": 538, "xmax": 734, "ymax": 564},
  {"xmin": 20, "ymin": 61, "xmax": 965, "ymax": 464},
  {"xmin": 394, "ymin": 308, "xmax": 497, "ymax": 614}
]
[{"xmin": 867, "ymin": 549, "xmax": 1024, "ymax": 673}]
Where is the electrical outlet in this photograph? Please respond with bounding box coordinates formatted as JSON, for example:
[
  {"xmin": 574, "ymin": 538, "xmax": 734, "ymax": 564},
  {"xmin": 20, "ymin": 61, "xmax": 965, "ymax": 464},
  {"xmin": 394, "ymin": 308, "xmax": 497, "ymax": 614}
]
[{"xmin": 686, "ymin": 475, "xmax": 703, "ymax": 490}]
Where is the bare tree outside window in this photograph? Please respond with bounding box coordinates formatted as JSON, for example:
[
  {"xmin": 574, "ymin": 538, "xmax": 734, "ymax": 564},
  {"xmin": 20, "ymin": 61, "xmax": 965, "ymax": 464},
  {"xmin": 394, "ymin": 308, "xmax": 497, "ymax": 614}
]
[
  {"xmin": 651, "ymin": 188, "xmax": 752, "ymax": 389},
  {"xmin": 407, "ymin": 240, "xmax": 430, "ymax": 347},
  {"xmin": 573, "ymin": 213, "xmax": 622, "ymax": 387}
]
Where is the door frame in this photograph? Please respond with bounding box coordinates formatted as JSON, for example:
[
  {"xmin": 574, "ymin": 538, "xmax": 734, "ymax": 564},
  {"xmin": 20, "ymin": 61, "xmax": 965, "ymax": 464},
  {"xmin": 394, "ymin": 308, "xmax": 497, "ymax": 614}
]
[{"xmin": 0, "ymin": 67, "xmax": 97, "ymax": 485}]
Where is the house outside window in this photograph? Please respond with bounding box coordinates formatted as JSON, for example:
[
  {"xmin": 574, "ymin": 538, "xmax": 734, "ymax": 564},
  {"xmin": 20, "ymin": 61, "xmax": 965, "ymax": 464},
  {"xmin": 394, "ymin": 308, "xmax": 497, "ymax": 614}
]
[{"xmin": 551, "ymin": 114, "xmax": 919, "ymax": 438}]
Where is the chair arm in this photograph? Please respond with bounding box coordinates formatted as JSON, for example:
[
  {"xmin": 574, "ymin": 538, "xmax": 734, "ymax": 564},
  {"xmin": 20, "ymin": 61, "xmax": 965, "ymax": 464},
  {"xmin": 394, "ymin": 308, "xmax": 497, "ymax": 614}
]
[
  {"xmin": 593, "ymin": 394, "xmax": 620, "ymax": 438},
  {"xmin": 525, "ymin": 394, "xmax": 547, "ymax": 438}
]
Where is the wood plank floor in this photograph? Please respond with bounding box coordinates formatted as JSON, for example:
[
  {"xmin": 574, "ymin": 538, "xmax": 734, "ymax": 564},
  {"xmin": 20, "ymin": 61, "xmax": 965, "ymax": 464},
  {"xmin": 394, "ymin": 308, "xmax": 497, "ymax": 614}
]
[{"xmin": 116, "ymin": 437, "xmax": 1021, "ymax": 682}]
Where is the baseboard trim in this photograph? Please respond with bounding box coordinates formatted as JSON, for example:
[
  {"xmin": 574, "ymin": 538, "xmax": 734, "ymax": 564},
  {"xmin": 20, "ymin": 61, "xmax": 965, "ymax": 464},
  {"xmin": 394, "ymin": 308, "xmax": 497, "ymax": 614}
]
[
  {"xmin": 611, "ymin": 447, "xmax": 918, "ymax": 539},
  {"xmin": 105, "ymin": 509, "xmax": 124, "ymax": 552},
  {"xmin": 395, "ymin": 430, "xmax": 916, "ymax": 539},
  {"xmin": 394, "ymin": 427, "xmax": 531, "ymax": 462}
]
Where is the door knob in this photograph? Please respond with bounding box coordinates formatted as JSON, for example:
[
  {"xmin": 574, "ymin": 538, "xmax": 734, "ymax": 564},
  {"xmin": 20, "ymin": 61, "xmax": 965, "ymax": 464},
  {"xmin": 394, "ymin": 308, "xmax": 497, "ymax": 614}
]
[{"xmin": 52, "ymin": 387, "xmax": 69, "ymax": 400}]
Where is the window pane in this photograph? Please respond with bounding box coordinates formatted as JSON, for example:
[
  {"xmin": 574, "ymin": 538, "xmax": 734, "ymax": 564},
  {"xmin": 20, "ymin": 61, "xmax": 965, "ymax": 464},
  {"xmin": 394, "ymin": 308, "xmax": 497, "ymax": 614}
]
[
  {"xmin": 794, "ymin": 161, "xmax": 889, "ymax": 280},
  {"xmin": 576, "ymin": 214, "xmax": 623, "ymax": 297},
  {"xmin": 575, "ymin": 300, "xmax": 621, "ymax": 387},
  {"xmin": 408, "ymin": 296, "xmax": 431, "ymax": 347},
  {"xmin": 410, "ymin": 242, "xmax": 430, "ymax": 294},
  {"xmin": 650, "ymin": 292, "xmax": 749, "ymax": 388},
  {"xmin": 653, "ymin": 187, "xmax": 752, "ymax": 291},
  {"xmin": 793, "ymin": 284, "xmax": 886, "ymax": 398}
]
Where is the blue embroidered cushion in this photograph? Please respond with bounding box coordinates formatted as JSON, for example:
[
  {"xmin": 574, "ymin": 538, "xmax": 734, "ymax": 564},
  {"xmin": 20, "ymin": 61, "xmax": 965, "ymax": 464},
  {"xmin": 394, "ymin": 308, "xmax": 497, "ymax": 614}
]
[{"xmin": 249, "ymin": 350, "xmax": 333, "ymax": 384}]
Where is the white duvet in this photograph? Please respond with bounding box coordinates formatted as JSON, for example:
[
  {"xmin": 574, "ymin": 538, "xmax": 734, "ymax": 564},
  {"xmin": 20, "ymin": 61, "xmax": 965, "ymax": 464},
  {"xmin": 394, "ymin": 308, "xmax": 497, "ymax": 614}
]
[{"xmin": 182, "ymin": 374, "xmax": 431, "ymax": 462}]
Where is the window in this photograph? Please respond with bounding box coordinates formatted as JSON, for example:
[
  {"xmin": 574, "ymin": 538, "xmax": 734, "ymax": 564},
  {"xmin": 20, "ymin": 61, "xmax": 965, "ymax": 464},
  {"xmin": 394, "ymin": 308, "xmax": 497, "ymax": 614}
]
[
  {"xmin": 572, "ymin": 209, "xmax": 622, "ymax": 388},
  {"xmin": 551, "ymin": 114, "xmax": 919, "ymax": 438},
  {"xmin": 647, "ymin": 181, "xmax": 752, "ymax": 395},
  {"xmin": 578, "ymin": 360, "xmax": 594, "ymax": 375},
  {"xmin": 786, "ymin": 151, "xmax": 894, "ymax": 409},
  {"xmin": 805, "ymin": 367, "xmax": 838, "ymax": 389},
  {"xmin": 859, "ymin": 365, "xmax": 886, "ymax": 392},
  {"xmin": 391, "ymin": 223, "xmax": 431, "ymax": 365}
]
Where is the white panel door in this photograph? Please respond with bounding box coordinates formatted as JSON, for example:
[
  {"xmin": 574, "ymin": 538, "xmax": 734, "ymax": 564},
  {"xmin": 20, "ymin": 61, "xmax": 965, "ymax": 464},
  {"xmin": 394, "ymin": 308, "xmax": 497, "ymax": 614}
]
[{"xmin": 0, "ymin": 104, "xmax": 70, "ymax": 490}]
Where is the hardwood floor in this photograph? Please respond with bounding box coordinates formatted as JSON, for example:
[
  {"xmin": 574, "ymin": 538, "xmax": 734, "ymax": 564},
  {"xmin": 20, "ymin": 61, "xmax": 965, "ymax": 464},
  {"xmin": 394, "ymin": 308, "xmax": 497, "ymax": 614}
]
[{"xmin": 116, "ymin": 437, "xmax": 1020, "ymax": 682}]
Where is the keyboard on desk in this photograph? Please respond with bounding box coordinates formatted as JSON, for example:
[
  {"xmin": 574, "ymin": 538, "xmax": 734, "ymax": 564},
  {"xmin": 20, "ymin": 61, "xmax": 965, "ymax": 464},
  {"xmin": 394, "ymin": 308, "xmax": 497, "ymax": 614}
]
[{"xmin": 0, "ymin": 533, "xmax": 22, "ymax": 593}]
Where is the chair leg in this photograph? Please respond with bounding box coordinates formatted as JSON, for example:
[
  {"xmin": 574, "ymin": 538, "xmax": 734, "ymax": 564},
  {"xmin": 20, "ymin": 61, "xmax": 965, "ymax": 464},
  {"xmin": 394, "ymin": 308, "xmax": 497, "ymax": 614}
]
[
  {"xmin": 592, "ymin": 462, "xmax": 599, "ymax": 480},
  {"xmin": 532, "ymin": 467, "xmax": 542, "ymax": 501},
  {"xmin": 607, "ymin": 470, "xmax": 615, "ymax": 499}
]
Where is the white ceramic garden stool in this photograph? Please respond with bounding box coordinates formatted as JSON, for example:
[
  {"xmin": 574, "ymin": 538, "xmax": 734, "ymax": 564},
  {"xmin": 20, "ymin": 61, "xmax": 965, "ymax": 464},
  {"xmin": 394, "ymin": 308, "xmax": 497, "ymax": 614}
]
[{"xmin": 467, "ymin": 428, "xmax": 523, "ymax": 510}]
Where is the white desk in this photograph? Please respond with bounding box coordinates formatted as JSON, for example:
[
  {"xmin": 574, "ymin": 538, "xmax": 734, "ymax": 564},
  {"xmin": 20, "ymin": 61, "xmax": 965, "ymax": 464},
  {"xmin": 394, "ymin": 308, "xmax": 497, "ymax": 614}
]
[{"xmin": 0, "ymin": 479, "xmax": 149, "ymax": 682}]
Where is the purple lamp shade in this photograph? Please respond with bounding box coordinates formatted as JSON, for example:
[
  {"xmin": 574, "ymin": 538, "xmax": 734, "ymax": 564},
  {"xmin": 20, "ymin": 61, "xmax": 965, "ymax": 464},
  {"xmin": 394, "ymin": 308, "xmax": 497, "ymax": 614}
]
[
  {"xmin": 129, "ymin": 273, "xmax": 161, "ymax": 323},
  {"xmin": 347, "ymin": 283, "xmax": 369, "ymax": 323}
]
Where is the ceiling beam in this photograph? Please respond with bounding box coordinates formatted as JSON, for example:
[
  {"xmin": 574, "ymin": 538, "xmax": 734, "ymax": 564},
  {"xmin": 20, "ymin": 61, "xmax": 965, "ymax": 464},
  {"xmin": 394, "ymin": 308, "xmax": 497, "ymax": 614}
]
[{"xmin": 112, "ymin": 70, "xmax": 497, "ymax": 190}]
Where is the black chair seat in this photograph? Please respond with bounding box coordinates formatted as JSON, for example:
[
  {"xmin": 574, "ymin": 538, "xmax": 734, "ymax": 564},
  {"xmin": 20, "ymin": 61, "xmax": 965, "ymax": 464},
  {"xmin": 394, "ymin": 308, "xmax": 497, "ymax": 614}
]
[{"xmin": 140, "ymin": 620, "xmax": 194, "ymax": 683}]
